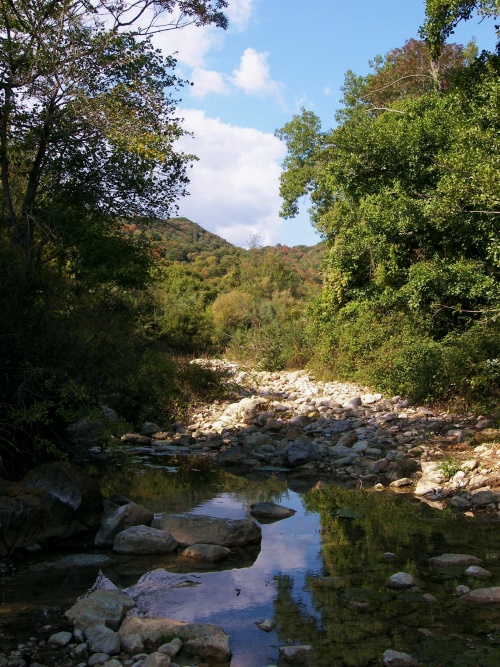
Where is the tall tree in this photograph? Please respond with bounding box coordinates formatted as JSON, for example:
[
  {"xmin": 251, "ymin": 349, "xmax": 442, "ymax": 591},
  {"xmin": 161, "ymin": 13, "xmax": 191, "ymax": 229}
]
[{"xmin": 0, "ymin": 0, "xmax": 227, "ymax": 275}]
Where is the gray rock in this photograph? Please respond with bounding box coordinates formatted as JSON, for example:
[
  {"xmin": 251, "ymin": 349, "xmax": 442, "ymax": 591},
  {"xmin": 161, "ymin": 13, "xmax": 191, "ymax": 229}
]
[
  {"xmin": 278, "ymin": 645, "xmax": 312, "ymax": 661},
  {"xmin": 285, "ymin": 440, "xmax": 322, "ymax": 467},
  {"xmin": 140, "ymin": 422, "xmax": 161, "ymax": 436},
  {"xmin": 250, "ymin": 502, "xmax": 296, "ymax": 521},
  {"xmin": 120, "ymin": 634, "xmax": 144, "ymax": 656},
  {"xmin": 157, "ymin": 639, "xmax": 182, "ymax": 658},
  {"xmin": 465, "ymin": 565, "xmax": 492, "ymax": 579},
  {"xmin": 103, "ymin": 660, "xmax": 122, "ymax": 667},
  {"xmin": 141, "ymin": 653, "xmax": 171, "ymax": 667},
  {"xmin": 255, "ymin": 619, "xmax": 275, "ymax": 632},
  {"xmin": 65, "ymin": 589, "xmax": 136, "ymax": 630},
  {"xmin": 113, "ymin": 526, "xmax": 177, "ymax": 554},
  {"xmin": 449, "ymin": 495, "xmax": 472, "ymax": 510},
  {"xmin": 470, "ymin": 490, "xmax": 500, "ymax": 506},
  {"xmin": 121, "ymin": 434, "xmax": 152, "ymax": 446},
  {"xmin": 119, "ymin": 617, "xmax": 231, "ymax": 662},
  {"xmin": 461, "ymin": 587, "xmax": 500, "ymax": 604},
  {"xmin": 386, "ymin": 572, "xmax": 415, "ymax": 589},
  {"xmin": 381, "ymin": 649, "xmax": 420, "ymax": 666},
  {"xmin": 85, "ymin": 625, "xmax": 120, "ymax": 655},
  {"xmin": 95, "ymin": 503, "xmax": 154, "ymax": 547},
  {"xmin": 428, "ymin": 553, "xmax": 483, "ymax": 568},
  {"xmin": 389, "ymin": 478, "xmax": 412, "ymax": 488},
  {"xmin": 244, "ymin": 433, "xmax": 275, "ymax": 449},
  {"xmin": 48, "ymin": 631, "xmax": 73, "ymax": 647},
  {"xmin": 88, "ymin": 654, "xmax": 110, "ymax": 666},
  {"xmin": 455, "ymin": 585, "xmax": 471, "ymax": 596},
  {"xmin": 151, "ymin": 513, "xmax": 261, "ymax": 547},
  {"xmin": 181, "ymin": 544, "xmax": 231, "ymax": 562}
]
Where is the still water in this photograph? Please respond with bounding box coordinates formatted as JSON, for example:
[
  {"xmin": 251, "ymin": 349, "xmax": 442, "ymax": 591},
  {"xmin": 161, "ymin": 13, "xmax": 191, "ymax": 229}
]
[{"xmin": 6, "ymin": 457, "xmax": 500, "ymax": 666}]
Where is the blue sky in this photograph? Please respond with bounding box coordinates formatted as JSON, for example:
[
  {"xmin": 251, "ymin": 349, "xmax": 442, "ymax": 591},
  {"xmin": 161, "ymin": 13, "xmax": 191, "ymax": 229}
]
[{"xmin": 153, "ymin": 1, "xmax": 498, "ymax": 248}]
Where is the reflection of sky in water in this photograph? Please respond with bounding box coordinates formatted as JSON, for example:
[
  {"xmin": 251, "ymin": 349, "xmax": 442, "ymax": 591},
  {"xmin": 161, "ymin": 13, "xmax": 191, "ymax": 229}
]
[{"xmin": 125, "ymin": 491, "xmax": 322, "ymax": 667}]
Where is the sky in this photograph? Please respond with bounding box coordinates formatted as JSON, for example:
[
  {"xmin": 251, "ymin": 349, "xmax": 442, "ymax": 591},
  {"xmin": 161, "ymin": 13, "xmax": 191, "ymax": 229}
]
[{"xmin": 152, "ymin": 1, "xmax": 498, "ymax": 249}]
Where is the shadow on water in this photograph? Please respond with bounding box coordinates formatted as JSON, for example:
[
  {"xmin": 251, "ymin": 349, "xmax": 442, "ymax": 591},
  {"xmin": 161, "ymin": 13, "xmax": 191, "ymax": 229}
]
[{"xmin": 3, "ymin": 454, "xmax": 500, "ymax": 666}]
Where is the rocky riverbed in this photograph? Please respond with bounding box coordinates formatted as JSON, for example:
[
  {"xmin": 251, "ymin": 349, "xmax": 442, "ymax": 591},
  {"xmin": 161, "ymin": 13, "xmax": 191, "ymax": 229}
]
[{"xmin": 118, "ymin": 359, "xmax": 500, "ymax": 515}]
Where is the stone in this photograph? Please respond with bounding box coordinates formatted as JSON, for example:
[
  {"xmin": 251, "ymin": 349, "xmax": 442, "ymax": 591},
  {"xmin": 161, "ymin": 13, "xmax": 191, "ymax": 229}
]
[
  {"xmin": 89, "ymin": 654, "xmax": 110, "ymax": 666},
  {"xmin": 103, "ymin": 660, "xmax": 122, "ymax": 667},
  {"xmin": 475, "ymin": 428, "xmax": 500, "ymax": 444},
  {"xmin": 381, "ymin": 649, "xmax": 420, "ymax": 666},
  {"xmin": 243, "ymin": 433, "xmax": 275, "ymax": 449},
  {"xmin": 255, "ymin": 619, "xmax": 275, "ymax": 632},
  {"xmin": 422, "ymin": 594, "xmax": 438, "ymax": 603},
  {"xmin": 449, "ymin": 495, "xmax": 472, "ymax": 510},
  {"xmin": 141, "ymin": 653, "xmax": 171, "ymax": 667},
  {"xmin": 428, "ymin": 554, "xmax": 483, "ymax": 568},
  {"xmin": 120, "ymin": 634, "xmax": 144, "ymax": 655},
  {"xmin": 278, "ymin": 645, "xmax": 312, "ymax": 661},
  {"xmin": 30, "ymin": 554, "xmax": 112, "ymax": 572},
  {"xmin": 65, "ymin": 589, "xmax": 136, "ymax": 630},
  {"xmin": 119, "ymin": 617, "xmax": 231, "ymax": 662},
  {"xmin": 461, "ymin": 587, "xmax": 500, "ymax": 604},
  {"xmin": 470, "ymin": 490, "xmax": 500, "ymax": 506},
  {"xmin": 121, "ymin": 434, "xmax": 152, "ymax": 446},
  {"xmin": 140, "ymin": 422, "xmax": 161, "ymax": 436},
  {"xmin": 113, "ymin": 526, "xmax": 177, "ymax": 554},
  {"xmin": 465, "ymin": 565, "xmax": 492, "ymax": 579},
  {"xmin": 455, "ymin": 585, "xmax": 471, "ymax": 596},
  {"xmin": 236, "ymin": 397, "xmax": 268, "ymax": 422},
  {"xmin": 285, "ymin": 440, "xmax": 322, "ymax": 467},
  {"xmin": 386, "ymin": 572, "xmax": 415, "ymax": 589},
  {"xmin": 157, "ymin": 639, "xmax": 182, "ymax": 658},
  {"xmin": 249, "ymin": 502, "xmax": 296, "ymax": 521},
  {"xmin": 181, "ymin": 544, "xmax": 231, "ymax": 562},
  {"xmin": 85, "ymin": 625, "xmax": 121, "ymax": 655},
  {"xmin": 151, "ymin": 513, "xmax": 261, "ymax": 547},
  {"xmin": 48, "ymin": 632, "xmax": 73, "ymax": 647},
  {"xmin": 381, "ymin": 552, "xmax": 398, "ymax": 562},
  {"xmin": 95, "ymin": 503, "xmax": 154, "ymax": 547},
  {"xmin": 389, "ymin": 478, "xmax": 413, "ymax": 488}
]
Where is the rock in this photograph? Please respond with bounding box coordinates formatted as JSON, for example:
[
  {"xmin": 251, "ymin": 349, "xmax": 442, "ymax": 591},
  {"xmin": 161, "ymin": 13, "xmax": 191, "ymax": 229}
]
[
  {"xmin": 181, "ymin": 544, "xmax": 231, "ymax": 562},
  {"xmin": 336, "ymin": 432, "xmax": 358, "ymax": 448},
  {"xmin": 465, "ymin": 565, "xmax": 492, "ymax": 579},
  {"xmin": 389, "ymin": 478, "xmax": 413, "ymax": 488},
  {"xmin": 285, "ymin": 440, "xmax": 322, "ymax": 467},
  {"xmin": 470, "ymin": 490, "xmax": 500, "ymax": 506},
  {"xmin": 381, "ymin": 649, "xmax": 419, "ymax": 666},
  {"xmin": 140, "ymin": 422, "xmax": 161, "ymax": 436},
  {"xmin": 0, "ymin": 463, "xmax": 103, "ymax": 556},
  {"xmin": 85, "ymin": 625, "xmax": 121, "ymax": 655},
  {"xmin": 66, "ymin": 406, "xmax": 117, "ymax": 445},
  {"xmin": 475, "ymin": 428, "xmax": 500, "ymax": 444},
  {"xmin": 428, "ymin": 554, "xmax": 483, "ymax": 568},
  {"xmin": 236, "ymin": 397, "xmax": 268, "ymax": 422},
  {"xmin": 48, "ymin": 631, "xmax": 73, "ymax": 647},
  {"xmin": 157, "ymin": 638, "xmax": 183, "ymax": 657},
  {"xmin": 455, "ymin": 585, "xmax": 471, "ymax": 596},
  {"xmin": 381, "ymin": 552, "xmax": 398, "ymax": 562},
  {"xmin": 461, "ymin": 587, "xmax": 500, "ymax": 604},
  {"xmin": 249, "ymin": 502, "xmax": 296, "ymax": 521},
  {"xmin": 386, "ymin": 572, "xmax": 415, "ymax": 589},
  {"xmin": 278, "ymin": 645, "xmax": 312, "ymax": 661},
  {"xmin": 142, "ymin": 653, "xmax": 171, "ymax": 667},
  {"xmin": 30, "ymin": 554, "xmax": 112, "ymax": 572},
  {"xmin": 422, "ymin": 594, "xmax": 438, "ymax": 603},
  {"xmin": 449, "ymin": 495, "xmax": 472, "ymax": 510},
  {"xmin": 95, "ymin": 503, "xmax": 154, "ymax": 547},
  {"xmin": 244, "ymin": 433, "xmax": 275, "ymax": 449},
  {"xmin": 113, "ymin": 526, "xmax": 177, "ymax": 554},
  {"xmin": 119, "ymin": 617, "xmax": 231, "ymax": 662},
  {"xmin": 217, "ymin": 446, "xmax": 247, "ymax": 466},
  {"xmin": 151, "ymin": 513, "xmax": 261, "ymax": 547},
  {"xmin": 65, "ymin": 589, "xmax": 136, "ymax": 630},
  {"xmin": 89, "ymin": 653, "xmax": 111, "ymax": 666},
  {"xmin": 255, "ymin": 619, "xmax": 275, "ymax": 632},
  {"xmin": 121, "ymin": 434, "xmax": 152, "ymax": 446},
  {"xmin": 120, "ymin": 634, "xmax": 144, "ymax": 655}
]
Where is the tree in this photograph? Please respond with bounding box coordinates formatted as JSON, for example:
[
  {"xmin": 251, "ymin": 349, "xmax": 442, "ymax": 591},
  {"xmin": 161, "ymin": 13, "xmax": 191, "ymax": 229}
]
[{"xmin": 0, "ymin": 0, "xmax": 227, "ymax": 275}]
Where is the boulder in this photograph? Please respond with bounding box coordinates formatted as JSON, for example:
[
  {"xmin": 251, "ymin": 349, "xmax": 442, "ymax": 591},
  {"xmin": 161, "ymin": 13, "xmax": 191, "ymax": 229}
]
[
  {"xmin": 85, "ymin": 624, "xmax": 121, "ymax": 655},
  {"xmin": 470, "ymin": 490, "xmax": 500, "ymax": 506},
  {"xmin": 119, "ymin": 616, "xmax": 231, "ymax": 662},
  {"xmin": 151, "ymin": 513, "xmax": 261, "ymax": 547},
  {"xmin": 475, "ymin": 428, "xmax": 500, "ymax": 444},
  {"xmin": 278, "ymin": 645, "xmax": 312, "ymax": 661},
  {"xmin": 236, "ymin": 397, "xmax": 268, "ymax": 422},
  {"xmin": 460, "ymin": 587, "xmax": 500, "ymax": 604},
  {"xmin": 381, "ymin": 650, "xmax": 420, "ymax": 666},
  {"xmin": 428, "ymin": 554, "xmax": 483, "ymax": 568},
  {"xmin": 142, "ymin": 652, "xmax": 171, "ymax": 667},
  {"xmin": 386, "ymin": 572, "xmax": 415, "ymax": 589},
  {"xmin": 285, "ymin": 440, "xmax": 322, "ymax": 467},
  {"xmin": 0, "ymin": 463, "xmax": 103, "ymax": 556},
  {"xmin": 22, "ymin": 462, "xmax": 103, "ymax": 527},
  {"xmin": 95, "ymin": 502, "xmax": 154, "ymax": 547},
  {"xmin": 181, "ymin": 543, "xmax": 230, "ymax": 562},
  {"xmin": 113, "ymin": 525, "xmax": 177, "ymax": 554},
  {"xmin": 65, "ymin": 589, "xmax": 136, "ymax": 630},
  {"xmin": 250, "ymin": 502, "xmax": 296, "ymax": 521}
]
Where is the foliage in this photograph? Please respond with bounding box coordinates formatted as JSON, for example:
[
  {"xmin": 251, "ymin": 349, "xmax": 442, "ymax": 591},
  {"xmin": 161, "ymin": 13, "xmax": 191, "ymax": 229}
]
[{"xmin": 277, "ymin": 30, "xmax": 500, "ymax": 409}]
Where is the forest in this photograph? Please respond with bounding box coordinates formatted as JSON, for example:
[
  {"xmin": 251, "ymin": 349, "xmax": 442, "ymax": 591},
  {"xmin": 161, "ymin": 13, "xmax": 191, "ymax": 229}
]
[{"xmin": 0, "ymin": 0, "xmax": 499, "ymax": 478}]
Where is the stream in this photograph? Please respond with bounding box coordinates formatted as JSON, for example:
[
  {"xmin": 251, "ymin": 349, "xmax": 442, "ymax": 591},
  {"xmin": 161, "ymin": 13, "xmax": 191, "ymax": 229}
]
[{"xmin": 3, "ymin": 453, "xmax": 500, "ymax": 667}]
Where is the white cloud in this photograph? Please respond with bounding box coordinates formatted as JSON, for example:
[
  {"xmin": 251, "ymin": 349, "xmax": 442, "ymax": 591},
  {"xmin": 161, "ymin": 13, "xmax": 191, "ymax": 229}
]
[
  {"xmin": 231, "ymin": 47, "xmax": 282, "ymax": 99},
  {"xmin": 190, "ymin": 67, "xmax": 230, "ymax": 97},
  {"xmin": 225, "ymin": 0, "xmax": 256, "ymax": 31},
  {"xmin": 153, "ymin": 23, "xmax": 224, "ymax": 68},
  {"xmin": 324, "ymin": 86, "xmax": 333, "ymax": 96},
  {"xmin": 176, "ymin": 109, "xmax": 286, "ymax": 247}
]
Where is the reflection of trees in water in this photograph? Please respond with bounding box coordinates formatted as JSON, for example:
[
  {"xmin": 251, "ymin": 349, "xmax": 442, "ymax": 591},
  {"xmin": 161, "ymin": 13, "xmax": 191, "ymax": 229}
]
[
  {"xmin": 271, "ymin": 487, "xmax": 500, "ymax": 666},
  {"xmin": 88, "ymin": 458, "xmax": 289, "ymax": 513}
]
